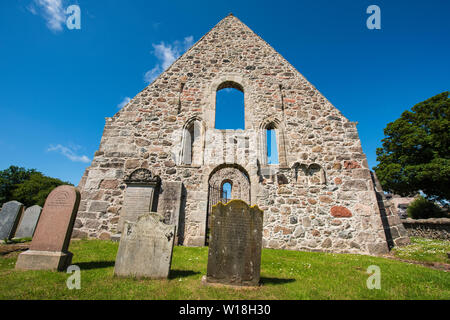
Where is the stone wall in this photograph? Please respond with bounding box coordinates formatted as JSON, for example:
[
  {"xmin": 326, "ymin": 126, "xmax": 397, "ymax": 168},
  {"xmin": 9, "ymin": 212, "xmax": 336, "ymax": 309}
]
[
  {"xmin": 73, "ymin": 14, "xmax": 398, "ymax": 255},
  {"xmin": 402, "ymin": 218, "xmax": 450, "ymax": 240}
]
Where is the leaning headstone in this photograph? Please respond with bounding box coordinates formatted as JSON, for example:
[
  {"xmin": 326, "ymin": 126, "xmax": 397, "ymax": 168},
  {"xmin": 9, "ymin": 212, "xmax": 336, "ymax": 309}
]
[
  {"xmin": 14, "ymin": 205, "xmax": 42, "ymax": 239},
  {"xmin": 205, "ymin": 200, "xmax": 264, "ymax": 287},
  {"xmin": 114, "ymin": 212, "xmax": 176, "ymax": 279},
  {"xmin": 0, "ymin": 201, "xmax": 24, "ymax": 240},
  {"xmin": 15, "ymin": 185, "xmax": 80, "ymax": 271}
]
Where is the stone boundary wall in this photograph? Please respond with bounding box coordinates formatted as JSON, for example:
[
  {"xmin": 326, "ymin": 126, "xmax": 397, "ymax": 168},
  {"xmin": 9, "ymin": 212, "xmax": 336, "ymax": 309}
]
[{"xmin": 401, "ymin": 218, "xmax": 450, "ymax": 240}]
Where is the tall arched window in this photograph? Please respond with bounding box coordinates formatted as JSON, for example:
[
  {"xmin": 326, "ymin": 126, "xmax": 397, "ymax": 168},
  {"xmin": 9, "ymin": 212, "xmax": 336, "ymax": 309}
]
[
  {"xmin": 214, "ymin": 81, "xmax": 245, "ymax": 130},
  {"xmin": 181, "ymin": 119, "xmax": 202, "ymax": 166},
  {"xmin": 266, "ymin": 126, "xmax": 279, "ymax": 164},
  {"xmin": 259, "ymin": 118, "xmax": 287, "ymax": 167}
]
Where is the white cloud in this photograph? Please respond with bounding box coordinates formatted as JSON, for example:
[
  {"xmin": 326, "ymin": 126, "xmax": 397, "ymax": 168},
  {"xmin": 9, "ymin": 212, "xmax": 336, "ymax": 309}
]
[
  {"xmin": 144, "ymin": 36, "xmax": 194, "ymax": 84},
  {"xmin": 28, "ymin": 0, "xmax": 67, "ymax": 32},
  {"xmin": 47, "ymin": 144, "xmax": 91, "ymax": 163},
  {"xmin": 117, "ymin": 97, "xmax": 131, "ymax": 109}
]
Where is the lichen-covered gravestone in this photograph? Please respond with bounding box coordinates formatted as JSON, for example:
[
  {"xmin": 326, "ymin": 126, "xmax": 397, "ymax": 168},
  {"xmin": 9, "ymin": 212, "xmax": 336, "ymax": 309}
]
[
  {"xmin": 114, "ymin": 212, "xmax": 176, "ymax": 279},
  {"xmin": 14, "ymin": 205, "xmax": 42, "ymax": 239},
  {"xmin": 205, "ymin": 200, "xmax": 264, "ymax": 287},
  {"xmin": 15, "ymin": 185, "xmax": 80, "ymax": 271},
  {"xmin": 0, "ymin": 201, "xmax": 24, "ymax": 240}
]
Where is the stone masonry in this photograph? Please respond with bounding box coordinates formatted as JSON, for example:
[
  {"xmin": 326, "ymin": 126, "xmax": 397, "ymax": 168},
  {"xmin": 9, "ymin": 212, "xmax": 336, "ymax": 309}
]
[{"xmin": 74, "ymin": 14, "xmax": 402, "ymax": 255}]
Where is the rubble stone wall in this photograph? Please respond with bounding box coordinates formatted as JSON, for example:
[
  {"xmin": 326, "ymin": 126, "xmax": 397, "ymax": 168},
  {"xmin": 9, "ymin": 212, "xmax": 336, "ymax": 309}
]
[{"xmin": 74, "ymin": 14, "xmax": 393, "ymax": 255}]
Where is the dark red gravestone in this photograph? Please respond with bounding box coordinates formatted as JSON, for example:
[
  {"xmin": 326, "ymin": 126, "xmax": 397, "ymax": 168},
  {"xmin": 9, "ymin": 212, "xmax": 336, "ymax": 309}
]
[{"xmin": 15, "ymin": 185, "xmax": 81, "ymax": 271}]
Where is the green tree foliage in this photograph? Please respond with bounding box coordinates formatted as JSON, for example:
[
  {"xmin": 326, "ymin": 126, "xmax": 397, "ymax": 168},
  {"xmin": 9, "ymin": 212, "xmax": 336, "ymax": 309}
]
[
  {"xmin": 0, "ymin": 166, "xmax": 72, "ymax": 207},
  {"xmin": 374, "ymin": 92, "xmax": 450, "ymax": 201},
  {"xmin": 0, "ymin": 166, "xmax": 36, "ymax": 205},
  {"xmin": 407, "ymin": 196, "xmax": 446, "ymax": 219}
]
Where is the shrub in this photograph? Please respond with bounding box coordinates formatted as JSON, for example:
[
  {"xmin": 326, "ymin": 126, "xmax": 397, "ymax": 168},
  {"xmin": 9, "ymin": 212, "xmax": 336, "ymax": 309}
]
[{"xmin": 407, "ymin": 196, "xmax": 445, "ymax": 219}]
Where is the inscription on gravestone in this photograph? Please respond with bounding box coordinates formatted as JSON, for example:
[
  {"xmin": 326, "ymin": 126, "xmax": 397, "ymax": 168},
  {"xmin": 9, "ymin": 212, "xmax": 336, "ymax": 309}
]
[
  {"xmin": 15, "ymin": 185, "xmax": 80, "ymax": 271},
  {"xmin": 118, "ymin": 168, "xmax": 161, "ymax": 233},
  {"xmin": 114, "ymin": 212, "xmax": 176, "ymax": 279},
  {"xmin": 206, "ymin": 200, "xmax": 264, "ymax": 287},
  {"xmin": 0, "ymin": 201, "xmax": 24, "ymax": 240},
  {"xmin": 15, "ymin": 205, "xmax": 42, "ymax": 239}
]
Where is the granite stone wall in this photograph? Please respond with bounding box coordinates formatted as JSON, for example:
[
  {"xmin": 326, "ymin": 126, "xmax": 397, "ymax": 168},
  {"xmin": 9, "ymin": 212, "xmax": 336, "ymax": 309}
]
[
  {"xmin": 402, "ymin": 218, "xmax": 450, "ymax": 240},
  {"xmin": 74, "ymin": 14, "xmax": 399, "ymax": 255}
]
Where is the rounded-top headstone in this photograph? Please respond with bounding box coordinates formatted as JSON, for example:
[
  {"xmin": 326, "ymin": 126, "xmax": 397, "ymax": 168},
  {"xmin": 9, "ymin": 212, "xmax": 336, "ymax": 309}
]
[
  {"xmin": 0, "ymin": 201, "xmax": 24, "ymax": 240},
  {"xmin": 30, "ymin": 185, "xmax": 80, "ymax": 253},
  {"xmin": 206, "ymin": 200, "xmax": 264, "ymax": 287}
]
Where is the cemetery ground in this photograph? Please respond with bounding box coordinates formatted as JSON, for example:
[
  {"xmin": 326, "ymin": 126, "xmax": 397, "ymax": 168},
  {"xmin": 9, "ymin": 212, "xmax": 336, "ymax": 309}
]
[{"xmin": 0, "ymin": 238, "xmax": 449, "ymax": 300}]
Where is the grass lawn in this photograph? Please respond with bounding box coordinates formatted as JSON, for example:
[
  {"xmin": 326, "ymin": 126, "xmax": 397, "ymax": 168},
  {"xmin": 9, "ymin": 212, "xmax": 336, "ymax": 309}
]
[
  {"xmin": 0, "ymin": 239, "xmax": 449, "ymax": 300},
  {"xmin": 391, "ymin": 237, "xmax": 450, "ymax": 264}
]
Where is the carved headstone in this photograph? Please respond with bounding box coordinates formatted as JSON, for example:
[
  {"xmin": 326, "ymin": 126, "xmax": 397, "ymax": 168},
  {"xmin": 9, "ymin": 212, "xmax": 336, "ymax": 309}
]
[
  {"xmin": 118, "ymin": 169, "xmax": 161, "ymax": 233},
  {"xmin": 206, "ymin": 200, "xmax": 264, "ymax": 287},
  {"xmin": 15, "ymin": 185, "xmax": 80, "ymax": 271},
  {"xmin": 14, "ymin": 205, "xmax": 42, "ymax": 239},
  {"xmin": 114, "ymin": 212, "xmax": 176, "ymax": 279},
  {"xmin": 157, "ymin": 181, "xmax": 183, "ymax": 244},
  {"xmin": 0, "ymin": 201, "xmax": 24, "ymax": 240}
]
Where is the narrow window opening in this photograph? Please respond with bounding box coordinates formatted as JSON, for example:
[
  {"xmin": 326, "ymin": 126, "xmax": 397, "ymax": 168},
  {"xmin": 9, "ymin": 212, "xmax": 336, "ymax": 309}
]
[
  {"xmin": 215, "ymin": 82, "xmax": 245, "ymax": 130},
  {"xmin": 266, "ymin": 128, "xmax": 279, "ymax": 164},
  {"xmin": 222, "ymin": 182, "xmax": 232, "ymax": 202},
  {"xmin": 183, "ymin": 121, "xmax": 200, "ymax": 165}
]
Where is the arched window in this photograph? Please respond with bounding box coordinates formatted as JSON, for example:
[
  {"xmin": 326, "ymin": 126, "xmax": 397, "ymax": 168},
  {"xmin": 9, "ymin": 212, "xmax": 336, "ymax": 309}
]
[
  {"xmin": 260, "ymin": 119, "xmax": 286, "ymax": 166},
  {"xmin": 181, "ymin": 119, "xmax": 202, "ymax": 166},
  {"xmin": 214, "ymin": 81, "xmax": 245, "ymax": 130},
  {"xmin": 221, "ymin": 182, "xmax": 232, "ymax": 201},
  {"xmin": 266, "ymin": 125, "xmax": 279, "ymax": 164}
]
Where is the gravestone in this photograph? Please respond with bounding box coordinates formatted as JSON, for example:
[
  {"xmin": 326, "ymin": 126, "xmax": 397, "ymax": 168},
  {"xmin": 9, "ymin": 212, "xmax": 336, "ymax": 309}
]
[
  {"xmin": 157, "ymin": 181, "xmax": 184, "ymax": 244},
  {"xmin": 114, "ymin": 212, "xmax": 176, "ymax": 279},
  {"xmin": 206, "ymin": 200, "xmax": 264, "ymax": 287},
  {"xmin": 15, "ymin": 185, "xmax": 80, "ymax": 271},
  {"xmin": 14, "ymin": 205, "xmax": 42, "ymax": 239},
  {"xmin": 0, "ymin": 201, "xmax": 24, "ymax": 240},
  {"xmin": 118, "ymin": 168, "xmax": 161, "ymax": 233}
]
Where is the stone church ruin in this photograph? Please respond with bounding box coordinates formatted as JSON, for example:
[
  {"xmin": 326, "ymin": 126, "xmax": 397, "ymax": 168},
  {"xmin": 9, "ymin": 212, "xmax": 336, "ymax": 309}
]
[{"xmin": 74, "ymin": 14, "xmax": 409, "ymax": 255}]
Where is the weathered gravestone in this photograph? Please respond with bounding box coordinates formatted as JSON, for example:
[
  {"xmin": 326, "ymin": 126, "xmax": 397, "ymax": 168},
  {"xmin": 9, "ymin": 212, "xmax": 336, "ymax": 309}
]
[
  {"xmin": 205, "ymin": 200, "xmax": 264, "ymax": 287},
  {"xmin": 114, "ymin": 212, "xmax": 176, "ymax": 279},
  {"xmin": 15, "ymin": 185, "xmax": 80, "ymax": 271},
  {"xmin": 0, "ymin": 201, "xmax": 24, "ymax": 240},
  {"xmin": 157, "ymin": 181, "xmax": 184, "ymax": 244},
  {"xmin": 14, "ymin": 205, "xmax": 42, "ymax": 239},
  {"xmin": 117, "ymin": 169, "xmax": 161, "ymax": 235}
]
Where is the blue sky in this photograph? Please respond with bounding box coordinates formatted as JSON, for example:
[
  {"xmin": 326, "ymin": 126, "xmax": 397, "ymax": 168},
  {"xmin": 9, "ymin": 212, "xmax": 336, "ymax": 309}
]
[{"xmin": 0, "ymin": 0, "xmax": 449, "ymax": 185}]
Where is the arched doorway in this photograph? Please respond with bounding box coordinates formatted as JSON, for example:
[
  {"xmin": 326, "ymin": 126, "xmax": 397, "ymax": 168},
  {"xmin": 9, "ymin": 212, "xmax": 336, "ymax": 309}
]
[{"xmin": 206, "ymin": 164, "xmax": 251, "ymax": 245}]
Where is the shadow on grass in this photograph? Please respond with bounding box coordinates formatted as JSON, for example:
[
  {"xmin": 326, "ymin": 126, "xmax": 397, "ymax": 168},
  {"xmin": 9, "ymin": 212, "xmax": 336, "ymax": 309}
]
[
  {"xmin": 76, "ymin": 261, "xmax": 115, "ymax": 270},
  {"xmin": 260, "ymin": 277, "xmax": 296, "ymax": 285},
  {"xmin": 169, "ymin": 269, "xmax": 201, "ymax": 279}
]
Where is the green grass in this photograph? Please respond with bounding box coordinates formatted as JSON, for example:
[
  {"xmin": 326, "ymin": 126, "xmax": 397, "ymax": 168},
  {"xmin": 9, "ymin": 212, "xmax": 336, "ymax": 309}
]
[
  {"xmin": 0, "ymin": 239, "xmax": 449, "ymax": 300},
  {"xmin": 391, "ymin": 237, "xmax": 450, "ymax": 264}
]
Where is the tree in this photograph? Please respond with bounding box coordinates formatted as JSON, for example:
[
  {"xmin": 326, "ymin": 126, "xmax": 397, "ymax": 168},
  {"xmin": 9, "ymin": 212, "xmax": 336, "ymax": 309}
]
[
  {"xmin": 0, "ymin": 166, "xmax": 36, "ymax": 205},
  {"xmin": 374, "ymin": 92, "xmax": 450, "ymax": 202},
  {"xmin": 0, "ymin": 166, "xmax": 71, "ymax": 207}
]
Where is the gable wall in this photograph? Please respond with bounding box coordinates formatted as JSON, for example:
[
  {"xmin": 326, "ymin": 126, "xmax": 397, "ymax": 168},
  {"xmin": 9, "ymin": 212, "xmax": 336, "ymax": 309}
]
[{"xmin": 74, "ymin": 15, "xmax": 390, "ymax": 255}]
